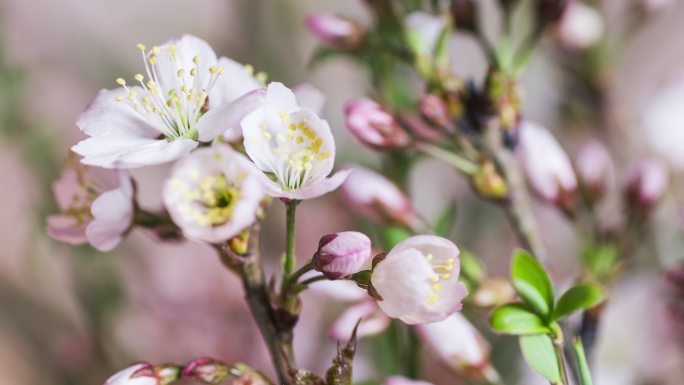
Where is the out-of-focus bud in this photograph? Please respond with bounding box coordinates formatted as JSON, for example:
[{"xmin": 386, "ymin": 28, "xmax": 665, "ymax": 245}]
[
  {"xmin": 339, "ymin": 166, "xmax": 418, "ymax": 227},
  {"xmin": 345, "ymin": 98, "xmax": 412, "ymax": 150},
  {"xmin": 181, "ymin": 357, "xmax": 231, "ymax": 384},
  {"xmin": 104, "ymin": 363, "xmax": 180, "ymax": 385},
  {"xmin": 471, "ymin": 278, "xmax": 517, "ymax": 307},
  {"xmin": 450, "ymin": 0, "xmax": 478, "ymax": 33},
  {"xmin": 371, "ymin": 235, "xmax": 468, "ymax": 324},
  {"xmin": 556, "ymin": 2, "xmax": 604, "ymax": 50},
  {"xmin": 536, "ymin": 0, "xmax": 570, "ymax": 27},
  {"xmin": 664, "ymin": 264, "xmax": 684, "ymax": 342},
  {"xmin": 472, "ymin": 161, "xmax": 509, "ymax": 200},
  {"xmin": 313, "ymin": 231, "xmax": 372, "ymax": 279},
  {"xmin": 405, "ymin": 12, "xmax": 451, "ymax": 78},
  {"xmin": 384, "ymin": 376, "xmax": 435, "ymax": 385},
  {"xmin": 415, "ymin": 313, "xmax": 498, "ymax": 381},
  {"xmin": 518, "ymin": 121, "xmax": 578, "ymax": 211},
  {"xmin": 624, "ymin": 158, "xmax": 668, "ymax": 214},
  {"xmin": 419, "ymin": 94, "xmax": 453, "ymax": 130},
  {"xmin": 306, "ymin": 13, "xmax": 363, "ymax": 50},
  {"xmin": 485, "ymin": 70, "xmax": 521, "ymax": 142},
  {"xmin": 330, "ymin": 300, "xmax": 391, "ymax": 341},
  {"xmin": 574, "ymin": 140, "xmax": 613, "ymax": 203}
]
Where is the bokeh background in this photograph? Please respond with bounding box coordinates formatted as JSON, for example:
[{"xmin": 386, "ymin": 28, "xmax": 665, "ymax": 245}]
[{"xmin": 1, "ymin": 0, "xmax": 684, "ymax": 384}]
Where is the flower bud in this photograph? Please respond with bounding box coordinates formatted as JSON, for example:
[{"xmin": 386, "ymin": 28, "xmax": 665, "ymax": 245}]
[
  {"xmin": 405, "ymin": 12, "xmax": 451, "ymax": 77},
  {"xmin": 339, "ymin": 166, "xmax": 418, "ymax": 227},
  {"xmin": 624, "ymin": 158, "xmax": 668, "ymax": 214},
  {"xmin": 574, "ymin": 140, "xmax": 613, "ymax": 203},
  {"xmin": 415, "ymin": 313, "xmax": 492, "ymax": 376},
  {"xmin": 471, "ymin": 278, "xmax": 516, "ymax": 307},
  {"xmin": 345, "ymin": 98, "xmax": 411, "ymax": 150},
  {"xmin": 313, "ymin": 231, "xmax": 372, "ymax": 279},
  {"xmin": 517, "ymin": 121, "xmax": 577, "ymax": 210},
  {"xmin": 306, "ymin": 13, "xmax": 363, "ymax": 50},
  {"xmin": 556, "ymin": 2, "xmax": 604, "ymax": 50},
  {"xmin": 370, "ymin": 235, "xmax": 468, "ymax": 324},
  {"xmin": 384, "ymin": 376, "xmax": 435, "ymax": 385},
  {"xmin": 104, "ymin": 363, "xmax": 179, "ymax": 385},
  {"xmin": 181, "ymin": 357, "xmax": 231, "ymax": 384},
  {"xmin": 419, "ymin": 94, "xmax": 452, "ymax": 130},
  {"xmin": 472, "ymin": 161, "xmax": 508, "ymax": 200},
  {"xmin": 450, "ymin": 0, "xmax": 478, "ymax": 33},
  {"xmin": 330, "ymin": 300, "xmax": 391, "ymax": 341}
]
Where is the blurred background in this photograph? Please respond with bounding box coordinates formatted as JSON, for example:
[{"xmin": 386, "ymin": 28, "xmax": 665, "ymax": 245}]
[{"xmin": 1, "ymin": 0, "xmax": 684, "ymax": 384}]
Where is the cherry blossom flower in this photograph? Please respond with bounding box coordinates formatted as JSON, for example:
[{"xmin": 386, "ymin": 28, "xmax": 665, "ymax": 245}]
[
  {"xmin": 241, "ymin": 82, "xmax": 350, "ymax": 200},
  {"xmin": 104, "ymin": 363, "xmax": 160, "ymax": 385},
  {"xmin": 371, "ymin": 235, "xmax": 468, "ymax": 324},
  {"xmin": 162, "ymin": 144, "xmax": 265, "ymax": 243},
  {"xmin": 313, "ymin": 231, "xmax": 372, "ymax": 279},
  {"xmin": 73, "ymin": 34, "xmax": 264, "ymax": 168},
  {"xmin": 47, "ymin": 155, "xmax": 134, "ymax": 252},
  {"xmin": 344, "ymin": 98, "xmax": 411, "ymax": 150},
  {"xmin": 306, "ymin": 13, "xmax": 363, "ymax": 50},
  {"xmin": 624, "ymin": 158, "xmax": 669, "ymax": 212},
  {"xmin": 574, "ymin": 140, "xmax": 613, "ymax": 201}
]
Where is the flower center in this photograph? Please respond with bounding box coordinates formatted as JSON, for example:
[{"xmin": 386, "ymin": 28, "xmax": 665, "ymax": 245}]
[
  {"xmin": 173, "ymin": 173, "xmax": 241, "ymax": 227},
  {"xmin": 113, "ymin": 43, "xmax": 225, "ymax": 141},
  {"xmin": 425, "ymin": 253, "xmax": 455, "ymax": 304}
]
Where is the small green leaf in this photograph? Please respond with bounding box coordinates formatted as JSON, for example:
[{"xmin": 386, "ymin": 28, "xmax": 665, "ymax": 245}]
[
  {"xmin": 519, "ymin": 334, "xmax": 562, "ymax": 383},
  {"xmin": 553, "ymin": 283, "xmax": 606, "ymax": 320},
  {"xmin": 573, "ymin": 338, "xmax": 594, "ymax": 385},
  {"xmin": 380, "ymin": 226, "xmax": 412, "ymax": 249},
  {"xmin": 460, "ymin": 250, "xmax": 486, "ymax": 282},
  {"xmin": 490, "ymin": 303, "xmax": 551, "ymax": 335},
  {"xmin": 511, "ymin": 250, "xmax": 554, "ymax": 318},
  {"xmin": 434, "ymin": 202, "xmax": 457, "ymax": 237}
]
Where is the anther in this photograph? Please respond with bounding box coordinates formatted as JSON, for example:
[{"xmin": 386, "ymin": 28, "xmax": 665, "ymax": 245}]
[{"xmin": 116, "ymin": 78, "xmax": 126, "ymax": 86}]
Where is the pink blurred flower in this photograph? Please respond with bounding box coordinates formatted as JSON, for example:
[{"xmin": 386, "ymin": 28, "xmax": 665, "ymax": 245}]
[
  {"xmin": 47, "ymin": 155, "xmax": 134, "ymax": 251},
  {"xmin": 345, "ymin": 98, "xmax": 411, "ymax": 150},
  {"xmin": 557, "ymin": 2, "xmax": 604, "ymax": 50},
  {"xmin": 313, "ymin": 231, "xmax": 372, "ymax": 279},
  {"xmin": 574, "ymin": 140, "xmax": 613, "ymax": 201},
  {"xmin": 241, "ymin": 82, "xmax": 350, "ymax": 200},
  {"xmin": 384, "ymin": 376, "xmax": 435, "ymax": 385},
  {"xmin": 518, "ymin": 121, "xmax": 577, "ymax": 207},
  {"xmin": 162, "ymin": 144, "xmax": 264, "ymax": 243},
  {"xmin": 415, "ymin": 313, "xmax": 490, "ymax": 371},
  {"xmin": 330, "ymin": 300, "xmax": 391, "ymax": 341},
  {"xmin": 104, "ymin": 363, "xmax": 160, "ymax": 385},
  {"xmin": 306, "ymin": 13, "xmax": 363, "ymax": 50},
  {"xmin": 371, "ymin": 235, "xmax": 468, "ymax": 324},
  {"xmin": 624, "ymin": 158, "xmax": 669, "ymax": 212},
  {"xmin": 73, "ymin": 34, "xmax": 265, "ymax": 168},
  {"xmin": 339, "ymin": 166, "xmax": 417, "ymax": 226},
  {"xmin": 181, "ymin": 357, "xmax": 230, "ymax": 384}
]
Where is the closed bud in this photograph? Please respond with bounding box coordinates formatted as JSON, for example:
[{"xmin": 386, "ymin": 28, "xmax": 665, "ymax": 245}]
[
  {"xmin": 313, "ymin": 231, "xmax": 372, "ymax": 279},
  {"xmin": 104, "ymin": 363, "xmax": 180, "ymax": 385},
  {"xmin": 345, "ymin": 98, "xmax": 411, "ymax": 150},
  {"xmin": 556, "ymin": 2, "xmax": 604, "ymax": 50},
  {"xmin": 574, "ymin": 140, "xmax": 612, "ymax": 203},
  {"xmin": 450, "ymin": 0, "xmax": 478, "ymax": 32},
  {"xmin": 181, "ymin": 357, "xmax": 231, "ymax": 384},
  {"xmin": 306, "ymin": 13, "xmax": 363, "ymax": 50},
  {"xmin": 472, "ymin": 161, "xmax": 508, "ymax": 200},
  {"xmin": 471, "ymin": 278, "xmax": 516, "ymax": 307},
  {"xmin": 419, "ymin": 94, "xmax": 452, "ymax": 129},
  {"xmin": 339, "ymin": 166, "xmax": 418, "ymax": 227},
  {"xmin": 517, "ymin": 121, "xmax": 578, "ymax": 211},
  {"xmin": 624, "ymin": 158, "xmax": 668, "ymax": 215}
]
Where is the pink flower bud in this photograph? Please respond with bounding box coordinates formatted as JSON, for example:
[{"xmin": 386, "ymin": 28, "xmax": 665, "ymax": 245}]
[
  {"xmin": 557, "ymin": 2, "xmax": 604, "ymax": 50},
  {"xmin": 574, "ymin": 140, "xmax": 613, "ymax": 202},
  {"xmin": 104, "ymin": 363, "xmax": 179, "ymax": 385},
  {"xmin": 330, "ymin": 300, "xmax": 391, "ymax": 341},
  {"xmin": 306, "ymin": 13, "xmax": 363, "ymax": 50},
  {"xmin": 384, "ymin": 376, "xmax": 435, "ymax": 385},
  {"xmin": 345, "ymin": 98, "xmax": 411, "ymax": 150},
  {"xmin": 518, "ymin": 121, "xmax": 577, "ymax": 209},
  {"xmin": 624, "ymin": 158, "xmax": 668, "ymax": 213},
  {"xmin": 181, "ymin": 357, "xmax": 231, "ymax": 384},
  {"xmin": 313, "ymin": 231, "xmax": 372, "ymax": 279},
  {"xmin": 339, "ymin": 166, "xmax": 417, "ymax": 227},
  {"xmin": 419, "ymin": 94, "xmax": 452, "ymax": 129}
]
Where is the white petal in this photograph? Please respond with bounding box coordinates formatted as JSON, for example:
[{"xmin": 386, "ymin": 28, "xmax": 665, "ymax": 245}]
[
  {"xmin": 77, "ymin": 87, "xmax": 161, "ymax": 138},
  {"xmin": 264, "ymin": 82, "xmax": 299, "ymax": 129},
  {"xmin": 154, "ymin": 35, "xmax": 218, "ymax": 94},
  {"xmin": 330, "ymin": 301, "xmax": 390, "ymax": 341},
  {"xmin": 73, "ymin": 136, "xmax": 197, "ymax": 169},
  {"xmin": 293, "ymin": 83, "xmax": 326, "ymax": 115},
  {"xmin": 85, "ymin": 184, "xmax": 134, "ymax": 252},
  {"xmin": 276, "ymin": 169, "xmax": 350, "ymax": 200},
  {"xmin": 197, "ymin": 88, "xmax": 266, "ymax": 142},
  {"xmin": 209, "ymin": 57, "xmax": 263, "ymax": 109}
]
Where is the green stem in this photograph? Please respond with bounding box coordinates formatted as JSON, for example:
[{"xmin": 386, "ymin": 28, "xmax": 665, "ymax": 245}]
[
  {"xmin": 297, "ymin": 275, "xmax": 327, "ymax": 288},
  {"xmin": 552, "ymin": 328, "xmax": 570, "ymax": 385},
  {"xmin": 416, "ymin": 142, "xmax": 479, "ymax": 175},
  {"xmin": 282, "ymin": 200, "xmax": 299, "ymax": 283},
  {"xmin": 287, "ymin": 261, "xmax": 314, "ymax": 288},
  {"xmin": 572, "ymin": 338, "xmax": 594, "ymax": 385}
]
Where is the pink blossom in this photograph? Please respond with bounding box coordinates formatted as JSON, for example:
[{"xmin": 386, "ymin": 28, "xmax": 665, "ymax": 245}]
[
  {"xmin": 162, "ymin": 144, "xmax": 264, "ymax": 243},
  {"xmin": 47, "ymin": 155, "xmax": 134, "ymax": 251},
  {"xmin": 306, "ymin": 13, "xmax": 363, "ymax": 49},
  {"xmin": 624, "ymin": 158, "xmax": 669, "ymax": 211},
  {"xmin": 518, "ymin": 121, "xmax": 577, "ymax": 206},
  {"xmin": 103, "ymin": 363, "xmax": 159, "ymax": 385},
  {"xmin": 329, "ymin": 300, "xmax": 391, "ymax": 341},
  {"xmin": 73, "ymin": 35, "xmax": 264, "ymax": 168},
  {"xmin": 415, "ymin": 313, "xmax": 490, "ymax": 370},
  {"xmin": 241, "ymin": 82, "xmax": 350, "ymax": 200},
  {"xmin": 574, "ymin": 140, "xmax": 613, "ymax": 201},
  {"xmin": 345, "ymin": 98, "xmax": 411, "ymax": 150},
  {"xmin": 557, "ymin": 2, "xmax": 604, "ymax": 50},
  {"xmin": 313, "ymin": 231, "xmax": 372, "ymax": 279},
  {"xmin": 371, "ymin": 235, "xmax": 468, "ymax": 324}
]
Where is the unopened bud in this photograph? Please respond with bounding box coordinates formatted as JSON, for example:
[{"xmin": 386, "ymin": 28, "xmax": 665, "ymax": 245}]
[
  {"xmin": 104, "ymin": 363, "xmax": 180, "ymax": 385},
  {"xmin": 306, "ymin": 13, "xmax": 363, "ymax": 50},
  {"xmin": 574, "ymin": 140, "xmax": 612, "ymax": 203},
  {"xmin": 181, "ymin": 357, "xmax": 231, "ymax": 384},
  {"xmin": 450, "ymin": 0, "xmax": 478, "ymax": 33},
  {"xmin": 345, "ymin": 98, "xmax": 411, "ymax": 150},
  {"xmin": 313, "ymin": 231, "xmax": 372, "ymax": 279},
  {"xmin": 472, "ymin": 278, "xmax": 517, "ymax": 307},
  {"xmin": 339, "ymin": 166, "xmax": 418, "ymax": 227},
  {"xmin": 485, "ymin": 70, "xmax": 521, "ymax": 134},
  {"xmin": 472, "ymin": 161, "xmax": 508, "ymax": 200},
  {"xmin": 419, "ymin": 94, "xmax": 452, "ymax": 129},
  {"xmin": 556, "ymin": 2, "xmax": 604, "ymax": 50},
  {"xmin": 624, "ymin": 158, "xmax": 668, "ymax": 215},
  {"xmin": 518, "ymin": 121, "xmax": 578, "ymax": 210}
]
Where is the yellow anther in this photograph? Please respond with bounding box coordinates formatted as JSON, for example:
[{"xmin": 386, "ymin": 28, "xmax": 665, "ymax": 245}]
[
  {"xmin": 296, "ymin": 137, "xmax": 304, "ymax": 144},
  {"xmin": 116, "ymin": 78, "xmax": 126, "ymax": 86},
  {"xmin": 134, "ymin": 74, "xmax": 144, "ymax": 82},
  {"xmin": 128, "ymin": 90, "xmax": 137, "ymax": 100},
  {"xmin": 190, "ymin": 68, "xmax": 197, "ymax": 77},
  {"xmin": 115, "ymin": 95, "xmax": 124, "ymax": 102},
  {"xmin": 442, "ymin": 274, "xmax": 451, "ymax": 279},
  {"xmin": 426, "ymin": 254, "xmax": 434, "ymax": 261},
  {"xmin": 177, "ymin": 68, "xmax": 185, "ymax": 77},
  {"xmin": 137, "ymin": 43, "xmax": 146, "ymax": 51},
  {"xmin": 166, "ymin": 45, "xmax": 177, "ymax": 53},
  {"xmin": 218, "ymin": 66, "xmax": 225, "ymax": 74},
  {"xmin": 152, "ymin": 46, "xmax": 161, "ymax": 55},
  {"xmin": 193, "ymin": 55, "xmax": 200, "ymax": 65},
  {"xmin": 432, "ymin": 284, "xmax": 442, "ymax": 290},
  {"xmin": 187, "ymin": 94, "xmax": 194, "ymax": 101},
  {"xmin": 243, "ymin": 64, "xmax": 254, "ymax": 75},
  {"xmin": 255, "ymin": 71, "xmax": 268, "ymax": 83},
  {"xmin": 259, "ymin": 123, "xmax": 268, "ymax": 129},
  {"xmin": 431, "ymin": 276, "xmax": 440, "ymax": 283},
  {"xmin": 279, "ymin": 111, "xmax": 291, "ymax": 125},
  {"xmin": 428, "ymin": 292, "xmax": 439, "ymax": 303},
  {"xmin": 209, "ymin": 66, "xmax": 218, "ymax": 75},
  {"xmin": 148, "ymin": 56, "xmax": 157, "ymax": 65}
]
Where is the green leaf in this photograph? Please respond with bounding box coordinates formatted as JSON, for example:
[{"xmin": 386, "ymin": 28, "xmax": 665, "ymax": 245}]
[
  {"xmin": 460, "ymin": 250, "xmax": 486, "ymax": 282},
  {"xmin": 380, "ymin": 226, "xmax": 412, "ymax": 249},
  {"xmin": 519, "ymin": 334, "xmax": 562, "ymax": 383},
  {"xmin": 581, "ymin": 243, "xmax": 618, "ymax": 280},
  {"xmin": 553, "ymin": 283, "xmax": 606, "ymax": 320},
  {"xmin": 490, "ymin": 304, "xmax": 551, "ymax": 335},
  {"xmin": 572, "ymin": 338, "xmax": 594, "ymax": 385},
  {"xmin": 434, "ymin": 202, "xmax": 457, "ymax": 237},
  {"xmin": 511, "ymin": 249, "xmax": 554, "ymax": 318}
]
